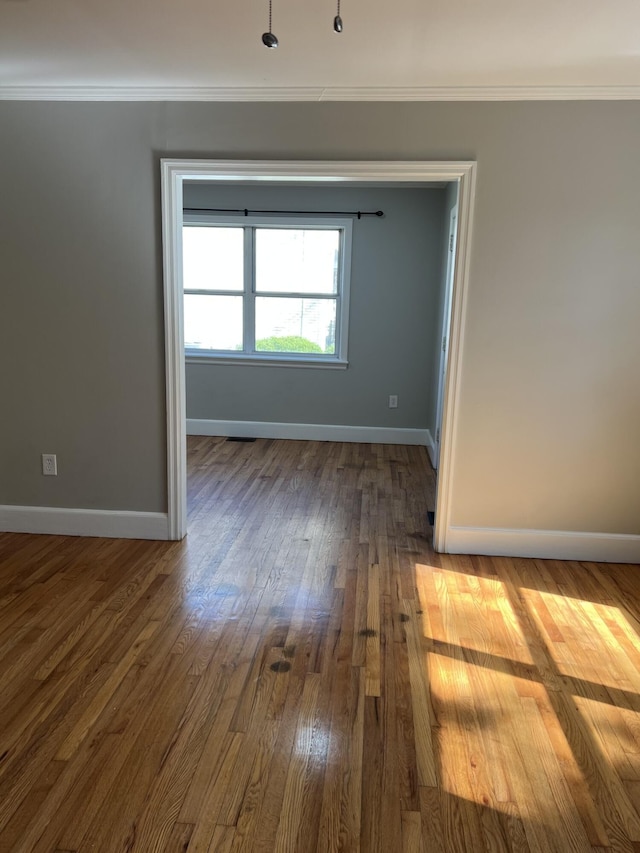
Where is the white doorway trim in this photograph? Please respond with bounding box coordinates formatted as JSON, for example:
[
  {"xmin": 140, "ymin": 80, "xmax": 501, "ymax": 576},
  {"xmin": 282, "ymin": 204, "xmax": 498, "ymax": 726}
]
[
  {"xmin": 160, "ymin": 159, "xmax": 477, "ymax": 551},
  {"xmin": 432, "ymin": 202, "xmax": 459, "ymax": 472}
]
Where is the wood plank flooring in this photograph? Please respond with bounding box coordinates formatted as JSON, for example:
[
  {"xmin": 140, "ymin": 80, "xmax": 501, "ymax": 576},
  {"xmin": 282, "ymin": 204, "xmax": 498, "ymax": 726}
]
[{"xmin": 1, "ymin": 436, "xmax": 640, "ymax": 851}]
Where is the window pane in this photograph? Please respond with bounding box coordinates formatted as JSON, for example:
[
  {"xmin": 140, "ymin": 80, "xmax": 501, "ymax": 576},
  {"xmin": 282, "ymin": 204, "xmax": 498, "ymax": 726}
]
[
  {"xmin": 255, "ymin": 229, "xmax": 339, "ymax": 294},
  {"xmin": 184, "ymin": 295, "xmax": 243, "ymax": 351},
  {"xmin": 183, "ymin": 227, "xmax": 244, "ymax": 291},
  {"xmin": 255, "ymin": 297, "xmax": 337, "ymax": 355}
]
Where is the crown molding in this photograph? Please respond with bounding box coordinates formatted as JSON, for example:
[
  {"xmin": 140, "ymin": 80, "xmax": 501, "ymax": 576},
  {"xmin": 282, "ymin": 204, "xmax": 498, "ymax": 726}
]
[
  {"xmin": 0, "ymin": 86, "xmax": 325, "ymax": 102},
  {"xmin": 324, "ymin": 85, "xmax": 640, "ymax": 101},
  {"xmin": 1, "ymin": 84, "xmax": 640, "ymax": 102}
]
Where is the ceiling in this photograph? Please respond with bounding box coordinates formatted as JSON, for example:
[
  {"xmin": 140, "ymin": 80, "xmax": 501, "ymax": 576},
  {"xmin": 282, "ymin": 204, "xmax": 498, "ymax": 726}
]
[{"xmin": 1, "ymin": 0, "xmax": 640, "ymax": 99}]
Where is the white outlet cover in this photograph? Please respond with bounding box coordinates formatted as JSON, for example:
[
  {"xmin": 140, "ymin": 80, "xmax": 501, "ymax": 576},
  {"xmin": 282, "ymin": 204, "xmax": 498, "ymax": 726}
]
[{"xmin": 42, "ymin": 454, "xmax": 58, "ymax": 476}]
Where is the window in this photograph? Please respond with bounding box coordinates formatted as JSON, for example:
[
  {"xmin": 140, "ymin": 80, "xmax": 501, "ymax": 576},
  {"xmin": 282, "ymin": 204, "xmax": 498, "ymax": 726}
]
[{"xmin": 182, "ymin": 216, "xmax": 352, "ymax": 366}]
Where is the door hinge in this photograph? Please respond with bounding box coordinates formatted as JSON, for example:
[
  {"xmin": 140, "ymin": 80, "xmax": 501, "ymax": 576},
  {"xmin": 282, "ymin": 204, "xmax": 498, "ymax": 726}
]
[
  {"xmin": 449, "ymin": 234, "xmax": 454, "ymax": 252},
  {"xmin": 442, "ymin": 335, "xmax": 447, "ymax": 352},
  {"xmin": 436, "ymin": 428, "xmax": 440, "ymax": 442}
]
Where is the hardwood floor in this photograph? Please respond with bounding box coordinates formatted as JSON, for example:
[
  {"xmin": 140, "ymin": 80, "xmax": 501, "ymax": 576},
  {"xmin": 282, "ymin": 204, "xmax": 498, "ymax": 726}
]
[{"xmin": 1, "ymin": 436, "xmax": 640, "ymax": 852}]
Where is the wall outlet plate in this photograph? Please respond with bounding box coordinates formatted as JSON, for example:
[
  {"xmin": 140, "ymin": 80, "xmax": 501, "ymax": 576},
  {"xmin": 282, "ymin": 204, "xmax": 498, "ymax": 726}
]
[
  {"xmin": 42, "ymin": 454, "xmax": 57, "ymax": 476},
  {"xmin": 388, "ymin": 395, "xmax": 398, "ymax": 409}
]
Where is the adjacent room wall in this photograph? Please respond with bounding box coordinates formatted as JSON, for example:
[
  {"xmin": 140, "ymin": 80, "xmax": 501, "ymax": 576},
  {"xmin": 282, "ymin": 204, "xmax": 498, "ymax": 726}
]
[
  {"xmin": 183, "ymin": 183, "xmax": 446, "ymax": 431},
  {"xmin": 1, "ymin": 101, "xmax": 639, "ymax": 544}
]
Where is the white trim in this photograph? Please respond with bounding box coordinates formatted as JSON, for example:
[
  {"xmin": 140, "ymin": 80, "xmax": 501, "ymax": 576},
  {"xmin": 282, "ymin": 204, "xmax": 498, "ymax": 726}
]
[
  {"xmin": 169, "ymin": 160, "xmax": 472, "ymax": 182},
  {"xmin": 187, "ymin": 418, "xmax": 432, "ymax": 446},
  {"xmin": 433, "ymin": 166, "xmax": 476, "ymax": 553},
  {"xmin": 186, "ymin": 354, "xmax": 348, "ymax": 368},
  {"xmin": 425, "ymin": 430, "xmax": 437, "ymax": 469},
  {"xmin": 0, "ymin": 506, "xmax": 170, "ymax": 540},
  {"xmin": 433, "ymin": 203, "xmax": 458, "ymax": 473},
  {"xmin": 445, "ymin": 526, "xmax": 640, "ymax": 564},
  {"xmin": 161, "ymin": 161, "xmax": 188, "ymax": 541},
  {"xmin": 3, "ymin": 85, "xmax": 640, "ymax": 102},
  {"xmin": 162, "ymin": 159, "xmax": 477, "ymax": 546},
  {"xmin": 324, "ymin": 86, "xmax": 640, "ymax": 102}
]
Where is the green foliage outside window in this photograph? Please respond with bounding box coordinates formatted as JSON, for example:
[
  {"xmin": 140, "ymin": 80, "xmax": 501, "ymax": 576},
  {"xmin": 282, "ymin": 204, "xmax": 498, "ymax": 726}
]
[{"xmin": 256, "ymin": 336, "xmax": 323, "ymax": 353}]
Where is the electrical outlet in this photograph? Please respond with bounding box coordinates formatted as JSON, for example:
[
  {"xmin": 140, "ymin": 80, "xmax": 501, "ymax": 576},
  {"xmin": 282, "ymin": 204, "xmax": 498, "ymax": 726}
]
[
  {"xmin": 388, "ymin": 395, "xmax": 398, "ymax": 409},
  {"xmin": 42, "ymin": 454, "xmax": 57, "ymax": 476}
]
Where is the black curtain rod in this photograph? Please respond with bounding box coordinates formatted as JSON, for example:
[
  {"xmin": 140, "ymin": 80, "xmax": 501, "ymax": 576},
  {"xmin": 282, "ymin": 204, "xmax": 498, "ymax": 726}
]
[{"xmin": 183, "ymin": 207, "xmax": 384, "ymax": 219}]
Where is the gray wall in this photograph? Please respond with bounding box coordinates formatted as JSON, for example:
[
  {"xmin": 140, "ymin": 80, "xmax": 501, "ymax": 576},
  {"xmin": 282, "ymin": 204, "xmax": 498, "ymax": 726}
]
[
  {"xmin": 0, "ymin": 101, "xmax": 639, "ymax": 534},
  {"xmin": 183, "ymin": 183, "xmax": 446, "ymax": 428},
  {"xmin": 0, "ymin": 105, "xmax": 166, "ymax": 513}
]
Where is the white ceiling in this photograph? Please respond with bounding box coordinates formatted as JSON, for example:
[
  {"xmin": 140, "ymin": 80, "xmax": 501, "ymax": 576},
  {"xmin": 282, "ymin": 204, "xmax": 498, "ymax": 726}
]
[{"xmin": 1, "ymin": 0, "xmax": 640, "ymax": 99}]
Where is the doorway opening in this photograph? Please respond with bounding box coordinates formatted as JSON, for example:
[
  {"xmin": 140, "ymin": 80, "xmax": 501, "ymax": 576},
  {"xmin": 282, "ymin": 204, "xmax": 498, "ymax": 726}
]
[{"xmin": 161, "ymin": 160, "xmax": 477, "ymax": 552}]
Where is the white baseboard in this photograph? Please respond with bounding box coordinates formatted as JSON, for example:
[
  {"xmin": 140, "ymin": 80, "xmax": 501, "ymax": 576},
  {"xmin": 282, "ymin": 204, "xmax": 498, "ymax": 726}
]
[
  {"xmin": 446, "ymin": 526, "xmax": 640, "ymax": 564},
  {"xmin": 0, "ymin": 506, "xmax": 170, "ymax": 540},
  {"xmin": 187, "ymin": 418, "xmax": 432, "ymax": 447}
]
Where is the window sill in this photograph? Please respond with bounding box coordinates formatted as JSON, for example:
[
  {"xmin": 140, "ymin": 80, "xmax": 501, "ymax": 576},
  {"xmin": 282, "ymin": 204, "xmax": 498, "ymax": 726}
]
[{"xmin": 185, "ymin": 352, "xmax": 349, "ymax": 370}]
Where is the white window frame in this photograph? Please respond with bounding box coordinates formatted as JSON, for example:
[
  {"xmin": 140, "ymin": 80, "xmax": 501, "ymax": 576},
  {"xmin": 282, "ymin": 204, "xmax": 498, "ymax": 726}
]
[{"xmin": 183, "ymin": 214, "xmax": 352, "ymax": 368}]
